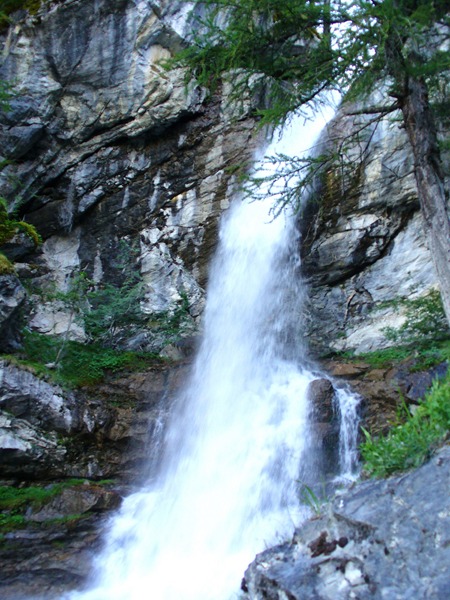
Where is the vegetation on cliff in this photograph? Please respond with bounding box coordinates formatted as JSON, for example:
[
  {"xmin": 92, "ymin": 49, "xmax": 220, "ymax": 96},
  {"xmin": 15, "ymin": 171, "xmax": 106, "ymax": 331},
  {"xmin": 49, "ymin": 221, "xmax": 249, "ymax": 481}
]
[
  {"xmin": 361, "ymin": 370, "xmax": 450, "ymax": 477},
  {"xmin": 0, "ymin": 198, "xmax": 41, "ymax": 273},
  {"xmin": 346, "ymin": 290, "xmax": 450, "ymax": 477}
]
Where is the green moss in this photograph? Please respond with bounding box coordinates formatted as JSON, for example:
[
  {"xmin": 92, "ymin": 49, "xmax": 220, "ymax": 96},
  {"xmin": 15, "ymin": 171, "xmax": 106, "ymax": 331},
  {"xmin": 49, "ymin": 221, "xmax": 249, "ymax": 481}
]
[
  {"xmin": 0, "ymin": 252, "xmax": 15, "ymax": 274},
  {"xmin": 0, "ymin": 479, "xmax": 89, "ymax": 512},
  {"xmin": 338, "ymin": 339, "xmax": 450, "ymax": 370}
]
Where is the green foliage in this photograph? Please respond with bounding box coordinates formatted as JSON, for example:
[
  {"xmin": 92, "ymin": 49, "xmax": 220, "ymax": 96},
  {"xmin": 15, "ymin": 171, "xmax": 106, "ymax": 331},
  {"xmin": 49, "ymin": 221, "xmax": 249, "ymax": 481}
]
[
  {"xmin": 174, "ymin": 0, "xmax": 448, "ymax": 121},
  {"xmin": 0, "ymin": 513, "xmax": 26, "ymax": 531},
  {"xmin": 147, "ymin": 292, "xmax": 194, "ymax": 343},
  {"xmin": 0, "ymin": 482, "xmax": 70, "ymax": 511},
  {"xmin": 0, "ymin": 479, "xmax": 111, "ymax": 533},
  {"xmin": 0, "ymin": 252, "xmax": 14, "ymax": 274},
  {"xmin": 0, "ymin": 197, "xmax": 41, "ymax": 272},
  {"xmin": 19, "ymin": 330, "xmax": 160, "ymax": 387},
  {"xmin": 383, "ymin": 289, "xmax": 450, "ymax": 344},
  {"xmin": 341, "ymin": 338, "xmax": 450, "ymax": 370},
  {"xmin": 0, "ymin": 197, "xmax": 41, "ymax": 247},
  {"xmin": 46, "ymin": 256, "xmax": 193, "ymax": 350},
  {"xmin": 0, "ymin": 0, "xmax": 43, "ymax": 25},
  {"xmin": 361, "ymin": 371, "xmax": 450, "ymax": 477},
  {"xmin": 0, "ymin": 197, "xmax": 42, "ymax": 275},
  {"xmin": 298, "ymin": 483, "xmax": 323, "ymax": 515},
  {"xmin": 82, "ymin": 279, "xmax": 146, "ymax": 345},
  {"xmin": 170, "ymin": 0, "xmax": 336, "ymax": 127},
  {"xmin": 171, "ymin": 0, "xmax": 449, "ymax": 221}
]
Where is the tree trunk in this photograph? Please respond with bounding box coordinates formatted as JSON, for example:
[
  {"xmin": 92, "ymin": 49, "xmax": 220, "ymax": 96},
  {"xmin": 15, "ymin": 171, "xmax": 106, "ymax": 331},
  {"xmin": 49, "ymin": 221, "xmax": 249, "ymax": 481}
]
[{"xmin": 400, "ymin": 75, "xmax": 450, "ymax": 326}]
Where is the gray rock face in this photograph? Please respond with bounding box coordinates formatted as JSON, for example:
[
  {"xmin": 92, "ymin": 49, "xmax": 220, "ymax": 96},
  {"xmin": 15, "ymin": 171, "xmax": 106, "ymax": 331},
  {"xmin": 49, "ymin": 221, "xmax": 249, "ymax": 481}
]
[
  {"xmin": 0, "ymin": 359, "xmax": 188, "ymax": 479},
  {"xmin": 244, "ymin": 445, "xmax": 450, "ymax": 600},
  {"xmin": 0, "ymin": 275, "xmax": 26, "ymax": 351},
  {"xmin": 301, "ymin": 107, "xmax": 440, "ymax": 356},
  {"xmin": 0, "ymin": 0, "xmax": 260, "ymax": 350}
]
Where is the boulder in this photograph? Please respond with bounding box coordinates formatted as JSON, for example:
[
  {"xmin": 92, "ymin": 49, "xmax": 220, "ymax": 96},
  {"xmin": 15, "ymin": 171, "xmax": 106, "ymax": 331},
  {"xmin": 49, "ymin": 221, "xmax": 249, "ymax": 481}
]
[{"xmin": 244, "ymin": 445, "xmax": 450, "ymax": 600}]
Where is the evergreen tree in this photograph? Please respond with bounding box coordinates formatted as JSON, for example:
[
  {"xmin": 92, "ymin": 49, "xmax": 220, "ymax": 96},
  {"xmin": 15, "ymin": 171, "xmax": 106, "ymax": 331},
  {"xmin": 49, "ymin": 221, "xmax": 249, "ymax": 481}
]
[{"xmin": 175, "ymin": 0, "xmax": 450, "ymax": 324}]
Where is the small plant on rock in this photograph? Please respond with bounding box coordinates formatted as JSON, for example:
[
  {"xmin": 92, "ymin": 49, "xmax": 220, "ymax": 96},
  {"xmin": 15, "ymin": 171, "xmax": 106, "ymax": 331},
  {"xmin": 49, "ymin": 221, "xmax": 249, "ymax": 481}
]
[{"xmin": 0, "ymin": 197, "xmax": 41, "ymax": 274}]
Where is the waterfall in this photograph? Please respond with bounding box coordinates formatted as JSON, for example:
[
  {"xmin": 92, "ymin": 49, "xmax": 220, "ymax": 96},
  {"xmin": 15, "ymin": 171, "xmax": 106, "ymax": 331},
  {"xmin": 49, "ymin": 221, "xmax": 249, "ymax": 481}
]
[{"xmin": 67, "ymin": 109, "xmax": 359, "ymax": 600}]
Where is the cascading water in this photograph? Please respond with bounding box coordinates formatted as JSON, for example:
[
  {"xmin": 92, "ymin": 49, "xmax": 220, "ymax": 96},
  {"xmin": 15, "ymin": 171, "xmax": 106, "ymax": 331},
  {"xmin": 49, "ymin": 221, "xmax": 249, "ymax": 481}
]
[{"xmin": 66, "ymin": 109, "xmax": 359, "ymax": 600}]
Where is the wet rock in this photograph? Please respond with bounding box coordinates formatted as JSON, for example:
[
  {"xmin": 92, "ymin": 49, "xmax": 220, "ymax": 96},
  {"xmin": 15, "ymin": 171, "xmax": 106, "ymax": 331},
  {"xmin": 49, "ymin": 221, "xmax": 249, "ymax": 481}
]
[
  {"xmin": 307, "ymin": 378, "xmax": 336, "ymax": 423},
  {"xmin": 28, "ymin": 485, "xmax": 121, "ymax": 522},
  {"xmin": 0, "ymin": 514, "xmax": 107, "ymax": 600},
  {"xmin": 322, "ymin": 357, "xmax": 449, "ymax": 436},
  {"xmin": 0, "ymin": 275, "xmax": 26, "ymax": 352},
  {"xmin": 305, "ymin": 378, "xmax": 341, "ymax": 480},
  {"xmin": 244, "ymin": 445, "xmax": 450, "ymax": 600}
]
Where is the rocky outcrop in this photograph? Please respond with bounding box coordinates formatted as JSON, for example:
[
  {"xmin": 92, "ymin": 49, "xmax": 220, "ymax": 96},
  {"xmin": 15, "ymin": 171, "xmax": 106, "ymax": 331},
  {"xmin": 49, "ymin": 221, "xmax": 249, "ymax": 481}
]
[
  {"xmin": 0, "ymin": 0, "xmax": 260, "ymax": 351},
  {"xmin": 301, "ymin": 106, "xmax": 442, "ymax": 356},
  {"xmin": 243, "ymin": 444, "xmax": 450, "ymax": 600},
  {"xmin": 0, "ymin": 358, "xmax": 189, "ymax": 480},
  {"xmin": 0, "ymin": 512, "xmax": 108, "ymax": 600},
  {"xmin": 323, "ymin": 356, "xmax": 448, "ymax": 436}
]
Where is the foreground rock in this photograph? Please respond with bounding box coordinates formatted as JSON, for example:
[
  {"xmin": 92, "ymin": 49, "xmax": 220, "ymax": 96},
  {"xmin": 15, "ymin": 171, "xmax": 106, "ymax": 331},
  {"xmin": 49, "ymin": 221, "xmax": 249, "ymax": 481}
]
[{"xmin": 244, "ymin": 445, "xmax": 450, "ymax": 599}]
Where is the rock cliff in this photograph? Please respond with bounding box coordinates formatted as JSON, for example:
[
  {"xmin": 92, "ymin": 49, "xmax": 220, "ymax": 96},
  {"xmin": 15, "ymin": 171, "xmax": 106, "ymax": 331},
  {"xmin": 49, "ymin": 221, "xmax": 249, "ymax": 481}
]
[
  {"xmin": 0, "ymin": 1, "xmax": 444, "ymax": 358},
  {"xmin": 0, "ymin": 0, "xmax": 260, "ymax": 352},
  {"xmin": 301, "ymin": 103, "xmax": 441, "ymax": 356}
]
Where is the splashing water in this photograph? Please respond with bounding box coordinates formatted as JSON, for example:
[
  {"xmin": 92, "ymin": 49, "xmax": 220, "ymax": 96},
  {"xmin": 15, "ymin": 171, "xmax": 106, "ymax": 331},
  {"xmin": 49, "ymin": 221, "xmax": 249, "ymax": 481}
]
[{"xmin": 66, "ymin": 107, "xmax": 359, "ymax": 600}]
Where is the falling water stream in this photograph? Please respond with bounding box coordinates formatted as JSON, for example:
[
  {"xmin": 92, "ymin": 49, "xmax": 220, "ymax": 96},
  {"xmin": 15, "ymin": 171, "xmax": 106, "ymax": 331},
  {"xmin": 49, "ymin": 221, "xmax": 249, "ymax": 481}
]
[{"xmin": 67, "ymin": 109, "xmax": 359, "ymax": 600}]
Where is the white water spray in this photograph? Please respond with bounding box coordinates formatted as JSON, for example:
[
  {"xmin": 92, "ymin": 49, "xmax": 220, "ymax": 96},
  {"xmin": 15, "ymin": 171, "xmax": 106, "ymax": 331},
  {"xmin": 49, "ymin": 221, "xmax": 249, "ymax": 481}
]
[{"xmin": 67, "ymin": 108, "xmax": 359, "ymax": 600}]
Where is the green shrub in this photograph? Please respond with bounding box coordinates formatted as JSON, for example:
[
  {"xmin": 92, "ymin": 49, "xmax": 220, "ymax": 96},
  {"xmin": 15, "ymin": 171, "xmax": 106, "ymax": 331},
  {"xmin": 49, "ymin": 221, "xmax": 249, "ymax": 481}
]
[
  {"xmin": 383, "ymin": 289, "xmax": 449, "ymax": 344},
  {"xmin": 0, "ymin": 198, "xmax": 41, "ymax": 271},
  {"xmin": 361, "ymin": 372, "xmax": 450, "ymax": 478},
  {"xmin": 20, "ymin": 330, "xmax": 161, "ymax": 387}
]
